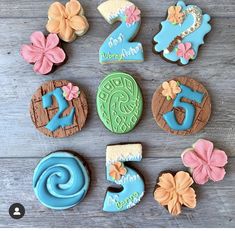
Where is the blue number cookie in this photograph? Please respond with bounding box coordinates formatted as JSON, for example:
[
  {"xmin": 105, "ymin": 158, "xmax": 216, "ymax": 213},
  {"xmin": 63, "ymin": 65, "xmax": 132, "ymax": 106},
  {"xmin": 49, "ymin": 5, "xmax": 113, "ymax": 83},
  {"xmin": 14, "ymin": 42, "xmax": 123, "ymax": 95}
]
[
  {"xmin": 33, "ymin": 151, "xmax": 90, "ymax": 210},
  {"xmin": 151, "ymin": 77, "xmax": 211, "ymax": 135},
  {"xmin": 153, "ymin": 1, "xmax": 211, "ymax": 65}
]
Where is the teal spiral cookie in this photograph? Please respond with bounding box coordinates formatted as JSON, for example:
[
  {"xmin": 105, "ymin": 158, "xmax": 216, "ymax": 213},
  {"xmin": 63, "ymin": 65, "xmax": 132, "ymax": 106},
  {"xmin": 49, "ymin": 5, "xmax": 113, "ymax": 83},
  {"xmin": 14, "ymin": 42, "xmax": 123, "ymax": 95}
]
[
  {"xmin": 33, "ymin": 151, "xmax": 90, "ymax": 210},
  {"xmin": 97, "ymin": 72, "xmax": 143, "ymax": 134}
]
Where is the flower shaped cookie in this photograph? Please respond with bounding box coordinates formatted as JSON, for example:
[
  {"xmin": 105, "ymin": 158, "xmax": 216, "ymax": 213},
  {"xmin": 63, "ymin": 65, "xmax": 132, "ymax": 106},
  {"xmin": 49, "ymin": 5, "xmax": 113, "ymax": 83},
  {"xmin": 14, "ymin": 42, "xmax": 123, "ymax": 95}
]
[
  {"xmin": 177, "ymin": 42, "xmax": 195, "ymax": 61},
  {"xmin": 46, "ymin": 0, "xmax": 89, "ymax": 42},
  {"xmin": 62, "ymin": 82, "xmax": 80, "ymax": 101},
  {"xmin": 162, "ymin": 80, "xmax": 181, "ymax": 100},
  {"xmin": 125, "ymin": 5, "xmax": 141, "ymax": 25},
  {"xmin": 182, "ymin": 139, "xmax": 228, "ymax": 185},
  {"xmin": 109, "ymin": 162, "xmax": 127, "ymax": 180},
  {"xmin": 167, "ymin": 6, "xmax": 184, "ymax": 24},
  {"xmin": 154, "ymin": 171, "xmax": 196, "ymax": 216},
  {"xmin": 20, "ymin": 31, "xmax": 66, "ymax": 75}
]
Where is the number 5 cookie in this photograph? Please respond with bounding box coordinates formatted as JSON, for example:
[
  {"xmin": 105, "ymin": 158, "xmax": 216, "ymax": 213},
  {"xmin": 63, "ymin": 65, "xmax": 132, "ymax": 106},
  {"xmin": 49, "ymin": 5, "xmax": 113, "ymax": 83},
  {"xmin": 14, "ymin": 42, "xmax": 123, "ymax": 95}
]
[
  {"xmin": 30, "ymin": 80, "xmax": 88, "ymax": 138},
  {"xmin": 151, "ymin": 77, "xmax": 211, "ymax": 135},
  {"xmin": 153, "ymin": 1, "xmax": 211, "ymax": 65}
]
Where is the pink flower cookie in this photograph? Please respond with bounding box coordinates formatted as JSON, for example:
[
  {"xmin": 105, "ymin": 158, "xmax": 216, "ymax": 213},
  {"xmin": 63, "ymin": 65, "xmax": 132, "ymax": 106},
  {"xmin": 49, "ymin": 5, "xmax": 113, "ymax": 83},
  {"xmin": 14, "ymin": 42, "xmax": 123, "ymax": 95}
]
[
  {"xmin": 182, "ymin": 139, "xmax": 228, "ymax": 185},
  {"xmin": 20, "ymin": 31, "xmax": 66, "ymax": 75}
]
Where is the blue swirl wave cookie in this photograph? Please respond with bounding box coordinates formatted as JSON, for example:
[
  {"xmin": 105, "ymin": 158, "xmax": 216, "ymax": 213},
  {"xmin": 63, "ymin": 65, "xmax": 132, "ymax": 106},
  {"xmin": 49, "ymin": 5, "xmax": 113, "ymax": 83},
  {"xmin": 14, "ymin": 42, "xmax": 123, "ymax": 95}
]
[
  {"xmin": 33, "ymin": 151, "xmax": 90, "ymax": 210},
  {"xmin": 153, "ymin": 1, "xmax": 211, "ymax": 65}
]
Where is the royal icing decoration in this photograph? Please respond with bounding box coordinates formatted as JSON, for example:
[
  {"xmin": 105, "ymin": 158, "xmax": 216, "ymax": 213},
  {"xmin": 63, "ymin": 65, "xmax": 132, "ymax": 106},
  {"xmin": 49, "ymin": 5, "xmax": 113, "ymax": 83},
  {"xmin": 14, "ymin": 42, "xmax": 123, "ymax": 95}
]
[
  {"xmin": 98, "ymin": 0, "xmax": 144, "ymax": 64},
  {"xmin": 103, "ymin": 144, "xmax": 145, "ymax": 212},
  {"xmin": 154, "ymin": 171, "xmax": 196, "ymax": 216},
  {"xmin": 46, "ymin": 0, "xmax": 89, "ymax": 42},
  {"xmin": 153, "ymin": 1, "xmax": 211, "ymax": 65},
  {"xmin": 20, "ymin": 32, "xmax": 66, "ymax": 75},
  {"xmin": 96, "ymin": 72, "xmax": 143, "ymax": 134},
  {"xmin": 182, "ymin": 139, "xmax": 228, "ymax": 185},
  {"xmin": 62, "ymin": 82, "xmax": 80, "ymax": 101},
  {"xmin": 33, "ymin": 151, "xmax": 90, "ymax": 210}
]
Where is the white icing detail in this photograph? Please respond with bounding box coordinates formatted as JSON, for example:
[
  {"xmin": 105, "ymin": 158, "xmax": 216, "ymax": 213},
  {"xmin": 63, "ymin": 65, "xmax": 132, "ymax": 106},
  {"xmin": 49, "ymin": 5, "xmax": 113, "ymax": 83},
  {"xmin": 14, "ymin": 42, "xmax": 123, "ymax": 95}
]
[
  {"xmin": 121, "ymin": 44, "xmax": 143, "ymax": 58},
  {"xmin": 126, "ymin": 192, "xmax": 144, "ymax": 209},
  {"xmin": 107, "ymin": 194, "xmax": 119, "ymax": 206},
  {"xmin": 108, "ymin": 33, "xmax": 124, "ymax": 48},
  {"xmin": 115, "ymin": 174, "xmax": 140, "ymax": 185}
]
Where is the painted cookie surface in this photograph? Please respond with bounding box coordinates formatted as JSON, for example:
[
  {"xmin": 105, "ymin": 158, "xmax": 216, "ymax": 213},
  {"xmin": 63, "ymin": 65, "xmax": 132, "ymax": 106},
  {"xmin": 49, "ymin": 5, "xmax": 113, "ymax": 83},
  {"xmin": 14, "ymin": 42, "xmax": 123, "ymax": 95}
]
[
  {"xmin": 96, "ymin": 72, "xmax": 143, "ymax": 134},
  {"xmin": 98, "ymin": 0, "xmax": 144, "ymax": 64},
  {"xmin": 30, "ymin": 80, "xmax": 88, "ymax": 138},
  {"xmin": 33, "ymin": 151, "xmax": 90, "ymax": 210},
  {"xmin": 103, "ymin": 143, "xmax": 145, "ymax": 212},
  {"xmin": 152, "ymin": 77, "xmax": 211, "ymax": 135},
  {"xmin": 153, "ymin": 1, "xmax": 211, "ymax": 65}
]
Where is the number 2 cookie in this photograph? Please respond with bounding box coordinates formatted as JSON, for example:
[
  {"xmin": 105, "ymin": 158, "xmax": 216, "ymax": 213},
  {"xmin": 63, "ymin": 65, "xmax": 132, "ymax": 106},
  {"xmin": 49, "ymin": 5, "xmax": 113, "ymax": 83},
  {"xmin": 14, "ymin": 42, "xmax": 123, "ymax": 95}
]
[
  {"xmin": 30, "ymin": 80, "xmax": 88, "ymax": 138},
  {"xmin": 153, "ymin": 1, "xmax": 211, "ymax": 65},
  {"xmin": 151, "ymin": 77, "xmax": 211, "ymax": 135}
]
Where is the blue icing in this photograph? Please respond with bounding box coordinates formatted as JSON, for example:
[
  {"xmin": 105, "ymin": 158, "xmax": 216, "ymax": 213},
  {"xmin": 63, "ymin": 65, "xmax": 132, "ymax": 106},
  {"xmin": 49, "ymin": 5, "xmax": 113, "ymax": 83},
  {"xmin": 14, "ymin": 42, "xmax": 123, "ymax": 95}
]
[
  {"xmin": 100, "ymin": 9, "xmax": 144, "ymax": 64},
  {"xmin": 163, "ymin": 84, "xmax": 204, "ymax": 131},
  {"xmin": 42, "ymin": 88, "xmax": 75, "ymax": 132},
  {"xmin": 33, "ymin": 151, "xmax": 90, "ymax": 210},
  {"xmin": 153, "ymin": 1, "xmax": 211, "ymax": 64}
]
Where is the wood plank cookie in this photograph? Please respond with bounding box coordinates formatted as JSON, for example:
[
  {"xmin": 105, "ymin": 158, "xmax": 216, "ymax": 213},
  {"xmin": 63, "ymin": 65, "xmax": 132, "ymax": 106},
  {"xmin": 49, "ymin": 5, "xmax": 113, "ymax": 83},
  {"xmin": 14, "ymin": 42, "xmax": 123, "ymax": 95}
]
[
  {"xmin": 30, "ymin": 80, "xmax": 88, "ymax": 138},
  {"xmin": 151, "ymin": 76, "xmax": 211, "ymax": 135}
]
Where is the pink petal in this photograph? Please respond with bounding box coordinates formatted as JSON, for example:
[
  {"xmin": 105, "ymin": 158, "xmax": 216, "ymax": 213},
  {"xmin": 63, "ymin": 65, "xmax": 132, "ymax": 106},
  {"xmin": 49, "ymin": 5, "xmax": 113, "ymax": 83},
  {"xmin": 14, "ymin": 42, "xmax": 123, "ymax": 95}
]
[
  {"xmin": 33, "ymin": 56, "xmax": 53, "ymax": 75},
  {"xmin": 193, "ymin": 139, "xmax": 214, "ymax": 163},
  {"xmin": 67, "ymin": 83, "xmax": 73, "ymax": 90},
  {"xmin": 129, "ymin": 5, "xmax": 136, "ymax": 13},
  {"xmin": 46, "ymin": 33, "xmax": 60, "ymax": 50},
  {"xmin": 177, "ymin": 49, "xmax": 184, "ymax": 57},
  {"xmin": 185, "ymin": 42, "xmax": 192, "ymax": 51},
  {"xmin": 20, "ymin": 44, "xmax": 43, "ymax": 63},
  {"xmin": 178, "ymin": 43, "xmax": 186, "ymax": 53},
  {"xmin": 134, "ymin": 8, "xmax": 141, "ymax": 16},
  {"xmin": 210, "ymin": 149, "xmax": 228, "ymax": 167},
  {"xmin": 208, "ymin": 166, "xmax": 226, "ymax": 182},
  {"xmin": 45, "ymin": 47, "xmax": 66, "ymax": 64},
  {"xmin": 30, "ymin": 31, "xmax": 46, "ymax": 49},
  {"xmin": 182, "ymin": 150, "xmax": 202, "ymax": 168},
  {"xmin": 193, "ymin": 165, "xmax": 209, "ymax": 185},
  {"xmin": 184, "ymin": 49, "xmax": 195, "ymax": 60},
  {"xmin": 66, "ymin": 93, "xmax": 74, "ymax": 101},
  {"xmin": 62, "ymin": 85, "xmax": 70, "ymax": 94},
  {"xmin": 71, "ymin": 86, "xmax": 79, "ymax": 94}
]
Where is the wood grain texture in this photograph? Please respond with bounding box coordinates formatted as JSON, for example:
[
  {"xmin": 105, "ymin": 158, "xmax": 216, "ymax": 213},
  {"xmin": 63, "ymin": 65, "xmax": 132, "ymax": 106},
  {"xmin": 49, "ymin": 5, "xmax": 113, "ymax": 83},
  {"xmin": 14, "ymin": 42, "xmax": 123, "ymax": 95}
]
[{"xmin": 0, "ymin": 0, "xmax": 234, "ymax": 227}]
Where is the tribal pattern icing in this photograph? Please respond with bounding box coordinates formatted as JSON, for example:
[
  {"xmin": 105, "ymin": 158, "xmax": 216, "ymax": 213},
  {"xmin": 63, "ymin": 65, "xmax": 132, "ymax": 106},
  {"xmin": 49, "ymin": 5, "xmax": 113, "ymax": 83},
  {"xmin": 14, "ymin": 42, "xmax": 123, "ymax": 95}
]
[
  {"xmin": 153, "ymin": 1, "xmax": 211, "ymax": 65},
  {"xmin": 96, "ymin": 72, "xmax": 143, "ymax": 134}
]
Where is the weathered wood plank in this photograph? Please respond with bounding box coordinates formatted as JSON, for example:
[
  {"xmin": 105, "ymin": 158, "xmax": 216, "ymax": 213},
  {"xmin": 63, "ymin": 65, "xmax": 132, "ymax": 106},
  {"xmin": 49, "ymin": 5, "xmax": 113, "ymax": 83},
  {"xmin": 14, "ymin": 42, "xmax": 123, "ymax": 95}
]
[
  {"xmin": 0, "ymin": 157, "xmax": 234, "ymax": 228},
  {"xmin": 1, "ymin": 0, "xmax": 235, "ymax": 18},
  {"xmin": 0, "ymin": 17, "xmax": 234, "ymax": 158}
]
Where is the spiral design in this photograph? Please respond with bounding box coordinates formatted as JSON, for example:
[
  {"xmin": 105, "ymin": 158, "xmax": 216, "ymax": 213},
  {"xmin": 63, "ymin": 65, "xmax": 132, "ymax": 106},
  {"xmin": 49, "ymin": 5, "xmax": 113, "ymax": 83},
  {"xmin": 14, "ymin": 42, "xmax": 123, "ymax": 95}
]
[
  {"xmin": 33, "ymin": 151, "xmax": 90, "ymax": 210},
  {"xmin": 97, "ymin": 72, "xmax": 143, "ymax": 134}
]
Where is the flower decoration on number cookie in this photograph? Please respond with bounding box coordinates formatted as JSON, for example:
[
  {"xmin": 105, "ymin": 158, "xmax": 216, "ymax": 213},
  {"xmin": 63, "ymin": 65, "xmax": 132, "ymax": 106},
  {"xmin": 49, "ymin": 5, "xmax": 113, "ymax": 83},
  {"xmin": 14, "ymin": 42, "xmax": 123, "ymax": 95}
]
[
  {"xmin": 46, "ymin": 0, "xmax": 89, "ymax": 42},
  {"xmin": 20, "ymin": 31, "xmax": 66, "ymax": 75},
  {"xmin": 154, "ymin": 171, "xmax": 196, "ymax": 216},
  {"xmin": 167, "ymin": 5, "xmax": 184, "ymax": 24},
  {"xmin": 109, "ymin": 162, "xmax": 127, "ymax": 180},
  {"xmin": 62, "ymin": 82, "xmax": 80, "ymax": 101},
  {"xmin": 181, "ymin": 139, "xmax": 228, "ymax": 185},
  {"xmin": 177, "ymin": 42, "xmax": 195, "ymax": 61},
  {"xmin": 125, "ymin": 5, "xmax": 141, "ymax": 25},
  {"xmin": 161, "ymin": 80, "xmax": 181, "ymax": 100}
]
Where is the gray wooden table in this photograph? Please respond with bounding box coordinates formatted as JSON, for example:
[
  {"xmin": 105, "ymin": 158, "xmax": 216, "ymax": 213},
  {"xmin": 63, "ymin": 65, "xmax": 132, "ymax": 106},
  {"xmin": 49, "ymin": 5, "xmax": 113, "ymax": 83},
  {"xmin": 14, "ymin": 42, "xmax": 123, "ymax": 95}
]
[{"xmin": 0, "ymin": 0, "xmax": 235, "ymax": 228}]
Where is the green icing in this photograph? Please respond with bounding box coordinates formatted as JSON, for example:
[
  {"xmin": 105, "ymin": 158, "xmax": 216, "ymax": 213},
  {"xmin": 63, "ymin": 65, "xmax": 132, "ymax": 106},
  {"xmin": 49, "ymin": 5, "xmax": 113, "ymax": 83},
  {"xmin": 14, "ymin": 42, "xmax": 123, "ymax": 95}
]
[{"xmin": 96, "ymin": 72, "xmax": 143, "ymax": 134}]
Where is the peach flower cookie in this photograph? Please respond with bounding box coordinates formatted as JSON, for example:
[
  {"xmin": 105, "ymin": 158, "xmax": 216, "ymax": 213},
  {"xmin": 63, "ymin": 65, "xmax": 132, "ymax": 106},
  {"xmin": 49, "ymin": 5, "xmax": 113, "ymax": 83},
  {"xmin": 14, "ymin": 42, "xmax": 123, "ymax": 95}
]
[
  {"xmin": 30, "ymin": 80, "xmax": 88, "ymax": 138},
  {"xmin": 46, "ymin": 0, "xmax": 89, "ymax": 42},
  {"xmin": 151, "ymin": 76, "xmax": 211, "ymax": 135},
  {"xmin": 20, "ymin": 31, "xmax": 66, "ymax": 75},
  {"xmin": 182, "ymin": 139, "xmax": 228, "ymax": 185},
  {"xmin": 154, "ymin": 171, "xmax": 196, "ymax": 216}
]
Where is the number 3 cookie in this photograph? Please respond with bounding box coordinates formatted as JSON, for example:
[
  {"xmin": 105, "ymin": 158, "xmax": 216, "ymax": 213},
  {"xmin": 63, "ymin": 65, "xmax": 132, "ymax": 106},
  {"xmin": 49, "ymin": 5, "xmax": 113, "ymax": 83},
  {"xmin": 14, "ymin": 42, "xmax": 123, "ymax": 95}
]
[
  {"xmin": 153, "ymin": 1, "xmax": 211, "ymax": 65},
  {"xmin": 30, "ymin": 80, "xmax": 88, "ymax": 138},
  {"xmin": 151, "ymin": 77, "xmax": 211, "ymax": 135}
]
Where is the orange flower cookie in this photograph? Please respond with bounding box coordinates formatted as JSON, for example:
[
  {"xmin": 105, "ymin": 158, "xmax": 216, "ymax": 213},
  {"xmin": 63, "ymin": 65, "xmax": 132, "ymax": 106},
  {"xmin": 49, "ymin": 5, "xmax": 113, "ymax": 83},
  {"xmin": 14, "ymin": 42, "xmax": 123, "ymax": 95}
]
[
  {"xmin": 154, "ymin": 171, "xmax": 196, "ymax": 216},
  {"xmin": 46, "ymin": 0, "xmax": 89, "ymax": 42}
]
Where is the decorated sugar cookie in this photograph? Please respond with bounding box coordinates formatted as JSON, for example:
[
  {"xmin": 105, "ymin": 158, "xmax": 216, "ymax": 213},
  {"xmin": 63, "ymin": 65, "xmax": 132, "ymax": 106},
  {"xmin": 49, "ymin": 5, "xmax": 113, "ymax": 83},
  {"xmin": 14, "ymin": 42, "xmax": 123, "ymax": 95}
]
[
  {"xmin": 30, "ymin": 80, "xmax": 88, "ymax": 138},
  {"xmin": 182, "ymin": 139, "xmax": 228, "ymax": 185},
  {"xmin": 33, "ymin": 151, "xmax": 90, "ymax": 210},
  {"xmin": 98, "ymin": 0, "xmax": 144, "ymax": 64},
  {"xmin": 154, "ymin": 171, "xmax": 196, "ymax": 216},
  {"xmin": 151, "ymin": 77, "xmax": 211, "ymax": 135},
  {"xmin": 153, "ymin": 1, "xmax": 211, "ymax": 65},
  {"xmin": 46, "ymin": 0, "xmax": 89, "ymax": 42},
  {"xmin": 103, "ymin": 143, "xmax": 145, "ymax": 212},
  {"xmin": 20, "ymin": 32, "xmax": 66, "ymax": 75},
  {"xmin": 96, "ymin": 72, "xmax": 143, "ymax": 134}
]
